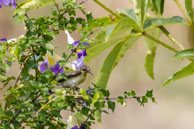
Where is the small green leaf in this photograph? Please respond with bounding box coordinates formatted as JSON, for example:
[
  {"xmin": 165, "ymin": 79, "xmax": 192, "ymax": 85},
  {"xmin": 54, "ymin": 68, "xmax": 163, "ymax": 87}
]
[
  {"xmin": 145, "ymin": 52, "xmax": 155, "ymax": 79},
  {"xmin": 163, "ymin": 62, "xmax": 194, "ymax": 86},
  {"xmin": 107, "ymin": 101, "xmax": 115, "ymax": 112},
  {"xmin": 46, "ymin": 43, "xmax": 55, "ymax": 51},
  {"xmin": 173, "ymin": 49, "xmax": 194, "ymax": 60},
  {"xmin": 144, "ymin": 16, "xmax": 187, "ymax": 29},
  {"xmin": 0, "ymin": 75, "xmax": 6, "ymax": 82},
  {"xmin": 74, "ymin": 112, "xmax": 85, "ymax": 126},
  {"xmin": 94, "ymin": 110, "xmax": 101, "ymax": 123}
]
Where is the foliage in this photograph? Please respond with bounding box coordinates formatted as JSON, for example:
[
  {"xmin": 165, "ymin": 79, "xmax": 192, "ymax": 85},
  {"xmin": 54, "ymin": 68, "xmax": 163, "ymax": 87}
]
[{"xmin": 0, "ymin": 0, "xmax": 194, "ymax": 128}]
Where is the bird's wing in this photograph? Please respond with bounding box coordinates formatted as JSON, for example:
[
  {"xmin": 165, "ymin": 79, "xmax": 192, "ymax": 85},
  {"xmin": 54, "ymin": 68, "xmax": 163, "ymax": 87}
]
[{"xmin": 66, "ymin": 70, "xmax": 82, "ymax": 78}]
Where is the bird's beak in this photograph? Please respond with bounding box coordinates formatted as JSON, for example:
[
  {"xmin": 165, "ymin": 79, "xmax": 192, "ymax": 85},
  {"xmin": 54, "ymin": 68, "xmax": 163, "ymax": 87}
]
[{"xmin": 87, "ymin": 71, "xmax": 94, "ymax": 76}]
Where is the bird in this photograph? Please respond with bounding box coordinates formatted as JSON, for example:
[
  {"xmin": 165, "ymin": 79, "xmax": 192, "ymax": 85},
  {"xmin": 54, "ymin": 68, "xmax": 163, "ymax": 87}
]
[{"xmin": 56, "ymin": 65, "xmax": 93, "ymax": 89}]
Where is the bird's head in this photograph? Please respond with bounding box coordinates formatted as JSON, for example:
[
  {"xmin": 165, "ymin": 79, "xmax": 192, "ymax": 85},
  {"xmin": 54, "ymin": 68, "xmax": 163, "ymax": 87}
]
[{"xmin": 80, "ymin": 65, "xmax": 93, "ymax": 76}]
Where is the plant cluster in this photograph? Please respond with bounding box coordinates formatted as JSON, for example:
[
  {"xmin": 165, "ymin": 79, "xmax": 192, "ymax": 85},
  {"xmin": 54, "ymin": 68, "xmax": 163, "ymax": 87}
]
[{"xmin": 0, "ymin": 0, "xmax": 194, "ymax": 128}]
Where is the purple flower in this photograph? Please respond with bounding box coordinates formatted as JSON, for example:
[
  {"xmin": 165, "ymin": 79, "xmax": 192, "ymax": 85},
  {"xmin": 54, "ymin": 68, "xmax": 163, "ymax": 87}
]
[
  {"xmin": 78, "ymin": 100, "xmax": 87, "ymax": 107},
  {"xmin": 72, "ymin": 56, "xmax": 85, "ymax": 70},
  {"xmin": 72, "ymin": 41, "xmax": 89, "ymax": 59},
  {"xmin": 39, "ymin": 59, "xmax": 64, "ymax": 75},
  {"xmin": 0, "ymin": 38, "xmax": 7, "ymax": 42},
  {"xmin": 0, "ymin": 0, "xmax": 16, "ymax": 9},
  {"xmin": 71, "ymin": 126, "xmax": 79, "ymax": 129}
]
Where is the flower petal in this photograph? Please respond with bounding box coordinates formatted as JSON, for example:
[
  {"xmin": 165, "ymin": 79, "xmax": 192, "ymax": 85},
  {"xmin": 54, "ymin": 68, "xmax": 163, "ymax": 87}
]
[
  {"xmin": 72, "ymin": 56, "xmax": 84, "ymax": 69},
  {"xmin": 40, "ymin": 60, "xmax": 49, "ymax": 73},
  {"xmin": 72, "ymin": 40, "xmax": 80, "ymax": 47},
  {"xmin": 82, "ymin": 42, "xmax": 89, "ymax": 46},
  {"xmin": 1, "ymin": 38, "xmax": 7, "ymax": 42},
  {"xmin": 2, "ymin": 0, "xmax": 10, "ymax": 6},
  {"xmin": 71, "ymin": 126, "xmax": 79, "ymax": 129},
  {"xmin": 65, "ymin": 30, "xmax": 75, "ymax": 44},
  {"xmin": 11, "ymin": 0, "xmax": 16, "ymax": 9},
  {"xmin": 50, "ymin": 62, "xmax": 64, "ymax": 75}
]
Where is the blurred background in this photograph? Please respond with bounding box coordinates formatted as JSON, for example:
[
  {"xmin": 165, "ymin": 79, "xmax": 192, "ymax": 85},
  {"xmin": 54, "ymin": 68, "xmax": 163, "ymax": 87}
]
[{"xmin": 0, "ymin": 0, "xmax": 194, "ymax": 129}]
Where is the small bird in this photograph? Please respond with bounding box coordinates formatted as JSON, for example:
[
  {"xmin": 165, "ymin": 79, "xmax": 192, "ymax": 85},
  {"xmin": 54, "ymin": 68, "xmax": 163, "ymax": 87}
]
[{"xmin": 56, "ymin": 65, "xmax": 93, "ymax": 89}]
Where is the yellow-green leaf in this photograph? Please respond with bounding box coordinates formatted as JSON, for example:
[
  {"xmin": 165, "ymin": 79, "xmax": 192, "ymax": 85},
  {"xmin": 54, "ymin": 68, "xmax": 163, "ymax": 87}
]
[
  {"xmin": 163, "ymin": 62, "xmax": 194, "ymax": 86},
  {"xmin": 173, "ymin": 49, "xmax": 194, "ymax": 60}
]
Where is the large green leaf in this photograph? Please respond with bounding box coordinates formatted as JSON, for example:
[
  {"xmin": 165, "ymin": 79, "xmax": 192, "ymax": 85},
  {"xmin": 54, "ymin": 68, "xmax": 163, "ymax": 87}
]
[
  {"xmin": 144, "ymin": 16, "xmax": 187, "ymax": 29},
  {"xmin": 113, "ymin": 36, "xmax": 140, "ymax": 68},
  {"xmin": 163, "ymin": 62, "xmax": 194, "ymax": 86},
  {"xmin": 89, "ymin": 15, "xmax": 120, "ymax": 29},
  {"xmin": 185, "ymin": 0, "xmax": 193, "ymax": 19},
  {"xmin": 144, "ymin": 28, "xmax": 162, "ymax": 79},
  {"xmin": 85, "ymin": 38, "xmax": 120, "ymax": 63},
  {"xmin": 173, "ymin": 49, "xmax": 194, "ymax": 60},
  {"xmin": 151, "ymin": 0, "xmax": 165, "ymax": 16},
  {"xmin": 95, "ymin": 36, "xmax": 139, "ymax": 89},
  {"xmin": 106, "ymin": 18, "xmax": 134, "ymax": 40},
  {"xmin": 118, "ymin": 9, "xmax": 141, "ymax": 31}
]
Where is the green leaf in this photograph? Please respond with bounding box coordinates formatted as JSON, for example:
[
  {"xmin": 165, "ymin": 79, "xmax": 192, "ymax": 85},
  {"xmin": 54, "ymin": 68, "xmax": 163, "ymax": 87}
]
[
  {"xmin": 113, "ymin": 36, "xmax": 140, "ymax": 68},
  {"xmin": 118, "ymin": 9, "xmax": 141, "ymax": 30},
  {"xmin": 144, "ymin": 16, "xmax": 187, "ymax": 29},
  {"xmin": 0, "ymin": 108, "xmax": 7, "ymax": 118},
  {"xmin": 163, "ymin": 62, "xmax": 194, "ymax": 86},
  {"xmin": 144, "ymin": 28, "xmax": 162, "ymax": 79},
  {"xmin": 173, "ymin": 49, "xmax": 194, "ymax": 60},
  {"xmin": 145, "ymin": 52, "xmax": 155, "ymax": 79},
  {"xmin": 95, "ymin": 36, "xmax": 139, "ymax": 89},
  {"xmin": 151, "ymin": 0, "xmax": 165, "ymax": 15},
  {"xmin": 89, "ymin": 15, "xmax": 120, "ymax": 28},
  {"xmin": 107, "ymin": 101, "xmax": 115, "ymax": 112},
  {"xmin": 134, "ymin": 0, "xmax": 149, "ymax": 27},
  {"xmin": 0, "ymin": 75, "xmax": 6, "ymax": 82},
  {"xmin": 46, "ymin": 43, "xmax": 55, "ymax": 51},
  {"xmin": 85, "ymin": 38, "xmax": 120, "ymax": 63},
  {"xmin": 74, "ymin": 112, "xmax": 85, "ymax": 126},
  {"xmin": 94, "ymin": 110, "xmax": 101, "ymax": 123},
  {"xmin": 95, "ymin": 42, "xmax": 124, "ymax": 89},
  {"xmin": 106, "ymin": 18, "xmax": 133, "ymax": 40},
  {"xmin": 185, "ymin": 0, "xmax": 193, "ymax": 19}
]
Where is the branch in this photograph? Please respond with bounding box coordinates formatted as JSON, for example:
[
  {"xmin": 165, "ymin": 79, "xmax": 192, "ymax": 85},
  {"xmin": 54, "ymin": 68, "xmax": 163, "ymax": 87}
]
[
  {"xmin": 143, "ymin": 32, "xmax": 179, "ymax": 53},
  {"xmin": 159, "ymin": 26, "xmax": 184, "ymax": 50},
  {"xmin": 93, "ymin": 0, "xmax": 121, "ymax": 19}
]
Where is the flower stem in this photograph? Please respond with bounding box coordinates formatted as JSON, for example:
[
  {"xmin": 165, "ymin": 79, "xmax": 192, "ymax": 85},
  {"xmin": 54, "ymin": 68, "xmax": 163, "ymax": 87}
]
[
  {"xmin": 93, "ymin": 0, "xmax": 121, "ymax": 19},
  {"xmin": 159, "ymin": 26, "xmax": 184, "ymax": 50},
  {"xmin": 174, "ymin": 0, "xmax": 192, "ymax": 24},
  {"xmin": 143, "ymin": 32, "xmax": 178, "ymax": 53}
]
